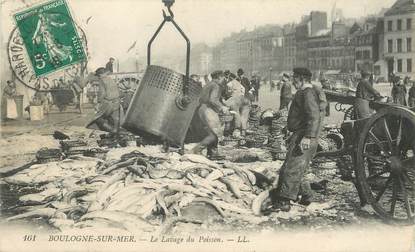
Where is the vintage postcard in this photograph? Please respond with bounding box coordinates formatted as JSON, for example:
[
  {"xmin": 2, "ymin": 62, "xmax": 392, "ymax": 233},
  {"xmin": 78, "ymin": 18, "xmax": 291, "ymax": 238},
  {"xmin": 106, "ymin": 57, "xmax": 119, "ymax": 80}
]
[{"xmin": 0, "ymin": 0, "xmax": 414, "ymax": 252}]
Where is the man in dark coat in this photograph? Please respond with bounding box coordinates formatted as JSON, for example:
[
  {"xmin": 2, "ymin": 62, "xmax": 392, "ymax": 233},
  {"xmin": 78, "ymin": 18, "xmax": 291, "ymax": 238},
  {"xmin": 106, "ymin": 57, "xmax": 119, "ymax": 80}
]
[
  {"xmin": 279, "ymin": 73, "xmax": 292, "ymax": 110},
  {"xmin": 236, "ymin": 68, "xmax": 252, "ymax": 99},
  {"xmin": 354, "ymin": 71, "xmax": 381, "ymax": 119},
  {"xmin": 236, "ymin": 68, "xmax": 252, "ymax": 136},
  {"xmin": 191, "ymin": 70, "xmax": 229, "ymax": 159},
  {"xmin": 105, "ymin": 57, "xmax": 115, "ymax": 73},
  {"xmin": 391, "ymin": 76, "xmax": 407, "ymax": 106},
  {"xmin": 320, "ymin": 78, "xmax": 331, "ymax": 116},
  {"xmin": 251, "ymin": 74, "xmax": 260, "ymax": 102},
  {"xmin": 86, "ymin": 67, "xmax": 122, "ymax": 133},
  {"xmin": 389, "ymin": 72, "xmax": 395, "ymax": 87},
  {"xmin": 271, "ymin": 67, "xmax": 326, "ymax": 212},
  {"xmin": 409, "ymin": 81, "xmax": 415, "ymax": 108}
]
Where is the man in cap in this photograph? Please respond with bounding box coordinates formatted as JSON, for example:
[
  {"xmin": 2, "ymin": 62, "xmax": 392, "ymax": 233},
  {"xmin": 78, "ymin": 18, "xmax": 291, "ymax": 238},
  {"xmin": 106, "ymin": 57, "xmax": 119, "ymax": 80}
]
[
  {"xmin": 279, "ymin": 73, "xmax": 292, "ymax": 110},
  {"xmin": 191, "ymin": 70, "xmax": 229, "ymax": 159},
  {"xmin": 105, "ymin": 57, "xmax": 115, "ymax": 73},
  {"xmin": 354, "ymin": 71, "xmax": 381, "ymax": 119},
  {"xmin": 270, "ymin": 67, "xmax": 326, "ymax": 212},
  {"xmin": 86, "ymin": 67, "xmax": 122, "ymax": 133}
]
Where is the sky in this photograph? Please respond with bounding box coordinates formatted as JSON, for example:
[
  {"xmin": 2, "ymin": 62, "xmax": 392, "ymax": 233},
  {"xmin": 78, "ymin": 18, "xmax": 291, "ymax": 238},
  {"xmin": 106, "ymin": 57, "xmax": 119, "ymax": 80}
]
[{"xmin": 1, "ymin": 0, "xmax": 397, "ymax": 70}]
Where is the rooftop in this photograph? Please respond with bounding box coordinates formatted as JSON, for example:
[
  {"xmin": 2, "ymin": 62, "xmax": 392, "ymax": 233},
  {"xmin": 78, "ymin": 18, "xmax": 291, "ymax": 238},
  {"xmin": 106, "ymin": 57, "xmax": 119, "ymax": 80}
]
[{"xmin": 385, "ymin": 0, "xmax": 415, "ymax": 16}]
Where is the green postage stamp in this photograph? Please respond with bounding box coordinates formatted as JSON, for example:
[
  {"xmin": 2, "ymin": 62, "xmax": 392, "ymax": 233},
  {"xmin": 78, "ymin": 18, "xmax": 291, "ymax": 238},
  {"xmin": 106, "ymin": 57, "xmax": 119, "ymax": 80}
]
[{"xmin": 13, "ymin": 0, "xmax": 86, "ymax": 77}]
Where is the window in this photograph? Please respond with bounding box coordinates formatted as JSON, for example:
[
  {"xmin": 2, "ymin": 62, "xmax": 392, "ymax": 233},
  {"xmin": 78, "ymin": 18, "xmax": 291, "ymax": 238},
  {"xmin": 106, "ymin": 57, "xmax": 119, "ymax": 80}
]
[
  {"xmin": 408, "ymin": 59, "xmax": 412, "ymax": 72},
  {"xmin": 407, "ymin": 38, "xmax": 412, "ymax": 52},
  {"xmin": 388, "ymin": 20, "xmax": 393, "ymax": 31},
  {"xmin": 363, "ymin": 50, "xmax": 370, "ymax": 59},
  {"xmin": 374, "ymin": 66, "xmax": 381, "ymax": 75},
  {"xmin": 398, "ymin": 39, "xmax": 403, "ymax": 52},
  {"xmin": 397, "ymin": 19, "xmax": 402, "ymax": 30},
  {"xmin": 356, "ymin": 51, "xmax": 362, "ymax": 60},
  {"xmin": 388, "ymin": 39, "xmax": 393, "ymax": 53},
  {"xmin": 407, "ymin": 18, "xmax": 412, "ymax": 30},
  {"xmin": 397, "ymin": 59, "xmax": 402, "ymax": 72}
]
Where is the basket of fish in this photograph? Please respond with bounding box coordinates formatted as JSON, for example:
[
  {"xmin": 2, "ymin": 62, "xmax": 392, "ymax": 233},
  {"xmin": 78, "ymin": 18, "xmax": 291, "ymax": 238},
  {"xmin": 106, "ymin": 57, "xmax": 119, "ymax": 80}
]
[
  {"xmin": 83, "ymin": 148, "xmax": 108, "ymax": 159},
  {"xmin": 60, "ymin": 140, "xmax": 88, "ymax": 150},
  {"xmin": 35, "ymin": 148, "xmax": 64, "ymax": 163},
  {"xmin": 220, "ymin": 136, "xmax": 239, "ymax": 147},
  {"xmin": 219, "ymin": 114, "xmax": 234, "ymax": 123}
]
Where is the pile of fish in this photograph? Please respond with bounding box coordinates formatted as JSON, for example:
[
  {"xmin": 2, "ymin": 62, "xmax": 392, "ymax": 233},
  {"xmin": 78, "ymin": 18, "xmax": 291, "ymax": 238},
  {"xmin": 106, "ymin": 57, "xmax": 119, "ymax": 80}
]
[
  {"xmin": 0, "ymin": 106, "xmax": 362, "ymax": 233},
  {"xmin": 3, "ymin": 146, "xmax": 279, "ymax": 234},
  {"xmin": 248, "ymin": 104, "xmax": 261, "ymax": 129},
  {"xmin": 241, "ymin": 105, "xmax": 272, "ymax": 149},
  {"xmin": 267, "ymin": 109, "xmax": 288, "ymax": 160}
]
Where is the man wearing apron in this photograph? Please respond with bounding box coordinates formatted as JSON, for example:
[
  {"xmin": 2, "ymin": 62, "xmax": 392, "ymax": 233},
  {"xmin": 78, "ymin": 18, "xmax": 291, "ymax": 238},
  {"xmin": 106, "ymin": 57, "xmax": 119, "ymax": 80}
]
[
  {"xmin": 191, "ymin": 70, "xmax": 229, "ymax": 159},
  {"xmin": 86, "ymin": 68, "xmax": 123, "ymax": 133},
  {"xmin": 223, "ymin": 72, "xmax": 248, "ymax": 138},
  {"xmin": 2, "ymin": 80, "xmax": 18, "ymax": 120}
]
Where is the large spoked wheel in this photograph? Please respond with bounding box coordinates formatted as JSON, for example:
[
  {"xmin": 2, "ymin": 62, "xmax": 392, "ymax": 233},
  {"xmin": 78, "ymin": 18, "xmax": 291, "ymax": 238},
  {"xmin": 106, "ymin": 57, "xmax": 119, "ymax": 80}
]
[
  {"xmin": 343, "ymin": 106, "xmax": 356, "ymax": 121},
  {"xmin": 356, "ymin": 106, "xmax": 415, "ymax": 224},
  {"xmin": 118, "ymin": 77, "xmax": 140, "ymax": 91}
]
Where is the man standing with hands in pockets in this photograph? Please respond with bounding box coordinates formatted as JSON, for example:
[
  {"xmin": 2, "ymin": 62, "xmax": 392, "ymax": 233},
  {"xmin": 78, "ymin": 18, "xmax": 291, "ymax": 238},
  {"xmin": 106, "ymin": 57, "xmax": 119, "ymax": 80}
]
[{"xmin": 270, "ymin": 67, "xmax": 326, "ymax": 212}]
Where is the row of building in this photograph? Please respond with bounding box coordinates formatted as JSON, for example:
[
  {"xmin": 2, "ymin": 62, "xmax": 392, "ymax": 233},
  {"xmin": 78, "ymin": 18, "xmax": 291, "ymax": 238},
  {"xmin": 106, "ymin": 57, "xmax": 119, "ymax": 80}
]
[{"xmin": 189, "ymin": 0, "xmax": 415, "ymax": 81}]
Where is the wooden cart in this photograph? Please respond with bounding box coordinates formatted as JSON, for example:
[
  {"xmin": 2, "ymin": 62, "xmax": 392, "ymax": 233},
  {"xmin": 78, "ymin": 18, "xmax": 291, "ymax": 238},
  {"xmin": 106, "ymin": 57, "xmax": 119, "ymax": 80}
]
[
  {"xmin": 317, "ymin": 90, "xmax": 415, "ymax": 224},
  {"xmin": 50, "ymin": 88, "xmax": 83, "ymax": 113}
]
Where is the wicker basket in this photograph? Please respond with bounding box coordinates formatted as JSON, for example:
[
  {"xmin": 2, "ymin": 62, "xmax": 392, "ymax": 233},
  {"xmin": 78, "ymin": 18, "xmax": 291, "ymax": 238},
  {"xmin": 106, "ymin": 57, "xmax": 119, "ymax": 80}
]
[{"xmin": 219, "ymin": 114, "xmax": 234, "ymax": 123}]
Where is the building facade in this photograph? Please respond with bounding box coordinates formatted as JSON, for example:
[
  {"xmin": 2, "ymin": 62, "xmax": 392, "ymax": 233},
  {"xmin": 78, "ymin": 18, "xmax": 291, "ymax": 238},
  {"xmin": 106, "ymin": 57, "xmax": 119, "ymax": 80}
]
[
  {"xmin": 382, "ymin": 0, "xmax": 415, "ymax": 79},
  {"xmin": 352, "ymin": 19, "xmax": 381, "ymax": 73},
  {"xmin": 307, "ymin": 33, "xmax": 331, "ymax": 71},
  {"xmin": 295, "ymin": 24, "xmax": 309, "ymax": 68},
  {"xmin": 306, "ymin": 22, "xmax": 355, "ymax": 74},
  {"xmin": 250, "ymin": 25, "xmax": 284, "ymax": 76},
  {"xmin": 189, "ymin": 43, "xmax": 212, "ymax": 75},
  {"xmin": 283, "ymin": 24, "xmax": 297, "ymax": 71},
  {"xmin": 237, "ymin": 33, "xmax": 254, "ymax": 74},
  {"xmin": 296, "ymin": 12, "xmax": 329, "ymax": 68}
]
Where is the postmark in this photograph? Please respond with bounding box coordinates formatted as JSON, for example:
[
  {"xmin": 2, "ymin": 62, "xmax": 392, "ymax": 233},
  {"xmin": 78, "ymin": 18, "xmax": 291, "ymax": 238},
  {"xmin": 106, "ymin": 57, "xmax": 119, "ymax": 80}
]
[
  {"xmin": 13, "ymin": 0, "xmax": 86, "ymax": 78},
  {"xmin": 8, "ymin": 22, "xmax": 88, "ymax": 91}
]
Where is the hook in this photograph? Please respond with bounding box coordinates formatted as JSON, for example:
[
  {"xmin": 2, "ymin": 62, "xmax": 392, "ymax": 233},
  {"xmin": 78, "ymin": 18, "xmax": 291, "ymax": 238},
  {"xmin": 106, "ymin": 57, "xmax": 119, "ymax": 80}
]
[
  {"xmin": 162, "ymin": 0, "xmax": 175, "ymax": 8},
  {"xmin": 162, "ymin": 0, "xmax": 175, "ymax": 18},
  {"xmin": 167, "ymin": 6, "xmax": 174, "ymax": 18},
  {"xmin": 162, "ymin": 7, "xmax": 174, "ymax": 20}
]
